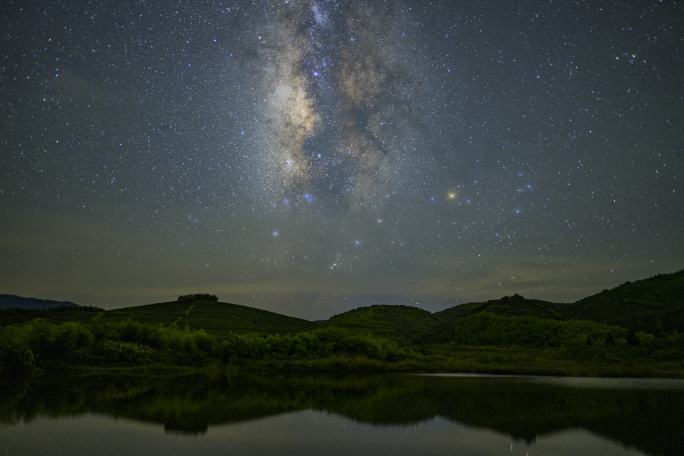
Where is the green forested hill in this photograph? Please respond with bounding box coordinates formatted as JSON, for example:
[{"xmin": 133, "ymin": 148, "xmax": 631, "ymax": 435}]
[
  {"xmin": 565, "ymin": 270, "xmax": 684, "ymax": 333},
  {"xmin": 1, "ymin": 269, "xmax": 682, "ymax": 339},
  {"xmin": 322, "ymin": 304, "xmax": 443, "ymax": 342},
  {"xmin": 435, "ymin": 270, "xmax": 684, "ymax": 335},
  {"xmin": 100, "ymin": 300, "xmax": 315, "ymax": 336},
  {"xmin": 435, "ymin": 295, "xmax": 567, "ymax": 322}
]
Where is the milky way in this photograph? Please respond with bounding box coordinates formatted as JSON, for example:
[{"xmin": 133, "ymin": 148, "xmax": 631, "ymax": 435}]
[
  {"xmin": 253, "ymin": 1, "xmax": 428, "ymax": 211},
  {"xmin": 0, "ymin": 0, "xmax": 682, "ymax": 318}
]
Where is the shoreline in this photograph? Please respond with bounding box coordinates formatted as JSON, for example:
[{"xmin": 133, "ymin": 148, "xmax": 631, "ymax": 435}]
[{"xmin": 20, "ymin": 360, "xmax": 684, "ymax": 381}]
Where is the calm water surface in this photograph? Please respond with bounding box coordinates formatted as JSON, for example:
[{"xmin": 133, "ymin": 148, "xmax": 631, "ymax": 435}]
[{"xmin": 1, "ymin": 373, "xmax": 682, "ymax": 455}]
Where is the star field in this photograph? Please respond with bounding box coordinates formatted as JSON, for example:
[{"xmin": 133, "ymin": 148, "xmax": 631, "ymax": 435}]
[{"xmin": 0, "ymin": 0, "xmax": 682, "ymax": 318}]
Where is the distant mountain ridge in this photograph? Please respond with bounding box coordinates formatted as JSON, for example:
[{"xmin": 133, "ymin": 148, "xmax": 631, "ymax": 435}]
[{"xmin": 0, "ymin": 294, "xmax": 79, "ymax": 310}]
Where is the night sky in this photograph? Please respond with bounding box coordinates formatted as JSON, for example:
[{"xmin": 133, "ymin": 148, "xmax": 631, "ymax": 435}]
[{"xmin": 1, "ymin": 1, "xmax": 682, "ymax": 318}]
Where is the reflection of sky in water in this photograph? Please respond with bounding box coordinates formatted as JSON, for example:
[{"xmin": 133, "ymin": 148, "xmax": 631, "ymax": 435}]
[
  {"xmin": 0, "ymin": 411, "xmax": 646, "ymax": 456},
  {"xmin": 417, "ymin": 373, "xmax": 684, "ymax": 390},
  {"xmin": 530, "ymin": 376, "xmax": 684, "ymax": 390}
]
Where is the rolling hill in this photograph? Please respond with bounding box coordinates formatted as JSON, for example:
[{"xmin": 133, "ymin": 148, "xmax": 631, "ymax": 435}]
[
  {"xmin": 565, "ymin": 270, "xmax": 684, "ymax": 333},
  {"xmin": 435, "ymin": 294, "xmax": 567, "ymax": 322},
  {"xmin": 100, "ymin": 299, "xmax": 315, "ymax": 336},
  {"xmin": 1, "ymin": 269, "xmax": 682, "ymax": 338},
  {"xmin": 322, "ymin": 304, "xmax": 443, "ymax": 342},
  {"xmin": 435, "ymin": 270, "xmax": 684, "ymax": 334}
]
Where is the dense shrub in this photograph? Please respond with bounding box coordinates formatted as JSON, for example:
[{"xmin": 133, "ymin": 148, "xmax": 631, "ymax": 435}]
[
  {"xmin": 429, "ymin": 313, "xmax": 627, "ymax": 348},
  {"xmin": 0, "ymin": 339, "xmax": 36, "ymax": 378},
  {"xmin": 94, "ymin": 340, "xmax": 155, "ymax": 364},
  {"xmin": 0, "ymin": 319, "xmax": 412, "ymax": 370},
  {"xmin": 1, "ymin": 312, "xmax": 681, "ymax": 375},
  {"xmin": 214, "ymin": 328, "xmax": 410, "ymax": 363}
]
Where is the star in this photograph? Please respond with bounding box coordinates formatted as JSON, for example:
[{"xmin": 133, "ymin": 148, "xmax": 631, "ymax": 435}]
[{"xmin": 0, "ymin": 0, "xmax": 679, "ymax": 317}]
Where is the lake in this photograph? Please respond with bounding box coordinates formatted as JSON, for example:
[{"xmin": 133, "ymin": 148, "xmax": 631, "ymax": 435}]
[{"xmin": 1, "ymin": 372, "xmax": 683, "ymax": 455}]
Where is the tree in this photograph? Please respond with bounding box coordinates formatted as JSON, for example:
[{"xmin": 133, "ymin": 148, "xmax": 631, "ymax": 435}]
[{"xmin": 177, "ymin": 294, "xmax": 218, "ymax": 302}]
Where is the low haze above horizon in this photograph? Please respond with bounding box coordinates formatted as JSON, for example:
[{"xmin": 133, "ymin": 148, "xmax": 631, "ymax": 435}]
[{"xmin": 1, "ymin": 0, "xmax": 682, "ymax": 320}]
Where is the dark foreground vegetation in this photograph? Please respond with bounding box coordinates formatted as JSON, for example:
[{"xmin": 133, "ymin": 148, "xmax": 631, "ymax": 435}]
[
  {"xmin": 1, "ymin": 270, "xmax": 683, "ymax": 378},
  {"xmin": 2, "ymin": 313, "xmax": 683, "ymax": 379}
]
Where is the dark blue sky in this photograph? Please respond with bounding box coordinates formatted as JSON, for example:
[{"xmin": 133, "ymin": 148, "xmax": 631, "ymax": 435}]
[{"xmin": 1, "ymin": 0, "xmax": 682, "ymax": 318}]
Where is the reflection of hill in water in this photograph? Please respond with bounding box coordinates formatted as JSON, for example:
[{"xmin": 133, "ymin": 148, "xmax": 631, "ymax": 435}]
[{"xmin": 1, "ymin": 373, "xmax": 682, "ymax": 456}]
